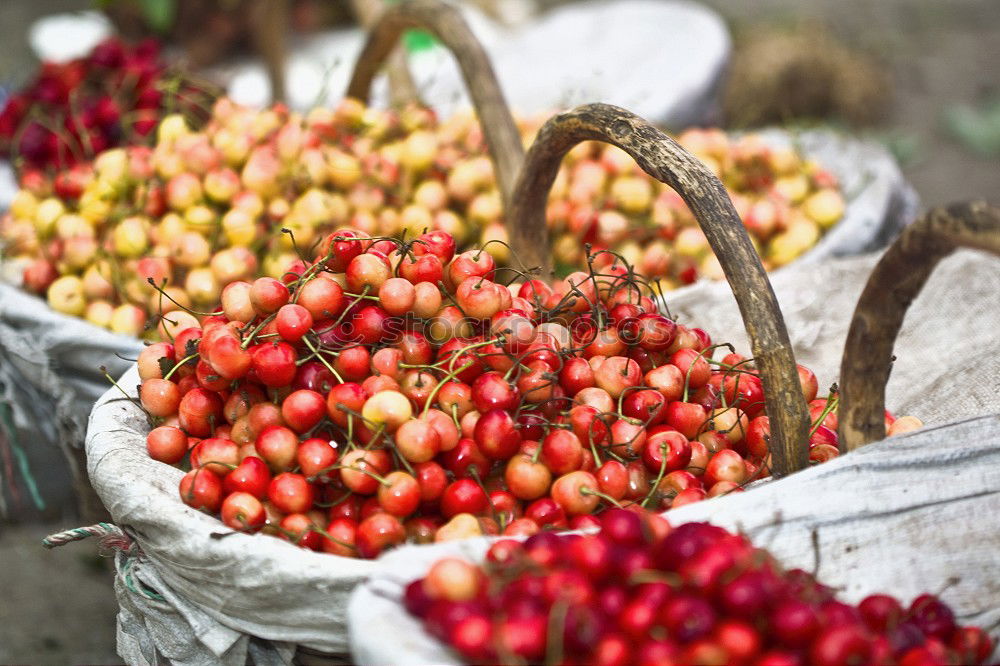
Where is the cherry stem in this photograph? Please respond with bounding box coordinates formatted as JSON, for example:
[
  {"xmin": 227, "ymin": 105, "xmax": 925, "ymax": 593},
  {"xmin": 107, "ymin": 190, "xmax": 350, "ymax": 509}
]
[
  {"xmin": 579, "ymin": 486, "xmax": 622, "ymax": 508},
  {"xmin": 808, "ymin": 395, "xmax": 839, "ymax": 438},
  {"xmin": 100, "ymin": 366, "xmax": 148, "ymax": 416},
  {"xmin": 421, "ymin": 360, "xmax": 476, "ymax": 417},
  {"xmin": 641, "ymin": 442, "xmax": 670, "ymax": 508},
  {"xmin": 162, "ymin": 353, "xmax": 198, "ymax": 381},
  {"xmin": 303, "ymin": 336, "xmax": 345, "ymax": 383},
  {"xmin": 147, "ymin": 278, "xmax": 223, "ymax": 317},
  {"xmin": 240, "ymin": 314, "xmax": 277, "ymax": 350}
]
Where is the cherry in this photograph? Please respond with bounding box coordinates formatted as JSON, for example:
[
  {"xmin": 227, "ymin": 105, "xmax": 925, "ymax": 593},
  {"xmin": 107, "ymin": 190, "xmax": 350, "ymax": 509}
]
[
  {"xmin": 355, "ymin": 513, "xmax": 405, "ymax": 559},
  {"xmin": 665, "ymin": 401, "xmax": 708, "ymax": 439},
  {"xmin": 622, "ymin": 388, "xmax": 667, "ymax": 424},
  {"xmin": 255, "ymin": 425, "xmax": 299, "ymax": 472},
  {"xmin": 251, "ymin": 342, "xmax": 297, "ymax": 387},
  {"xmin": 550, "ymin": 470, "xmax": 601, "ymax": 516},
  {"xmin": 470, "ymin": 372, "xmax": 520, "ymax": 413},
  {"xmin": 569, "ymin": 405, "xmax": 609, "ymax": 447},
  {"xmin": 296, "ymin": 438, "xmax": 338, "ymax": 481},
  {"xmin": 494, "ymin": 614, "xmax": 547, "ymax": 661},
  {"xmin": 593, "ymin": 356, "xmax": 642, "ymax": 398},
  {"xmin": 858, "ymin": 594, "xmax": 904, "ymax": 633},
  {"xmin": 297, "ymin": 277, "xmax": 345, "ymax": 320},
  {"xmin": 220, "ymin": 492, "xmax": 266, "ymax": 531},
  {"xmin": 439, "ymin": 437, "xmax": 490, "ymax": 479},
  {"xmin": 908, "ymin": 594, "xmax": 957, "ymax": 640},
  {"xmin": 326, "ymin": 382, "xmax": 367, "ymax": 427},
  {"xmin": 339, "ymin": 449, "xmax": 391, "ymax": 495},
  {"xmin": 420, "ymin": 409, "xmax": 460, "ymax": 452},
  {"xmin": 377, "ymin": 471, "xmax": 420, "ymax": 517},
  {"xmin": 449, "ymin": 615, "xmax": 494, "ymax": 662},
  {"xmin": 441, "ymin": 479, "xmax": 489, "ymax": 518},
  {"xmin": 524, "ymin": 497, "xmax": 567, "ymax": 529},
  {"xmin": 504, "ymin": 453, "xmax": 552, "ymax": 501},
  {"xmin": 539, "ymin": 429, "xmax": 583, "ymax": 476},
  {"xmin": 424, "ymin": 557, "xmax": 484, "ymax": 603},
  {"xmin": 473, "ymin": 409, "xmax": 521, "ymax": 460},
  {"xmin": 378, "ymin": 277, "xmax": 416, "ymax": 316},
  {"xmin": 224, "ymin": 456, "xmax": 271, "ymax": 499},
  {"xmin": 275, "ymin": 303, "xmax": 313, "ymax": 343},
  {"xmin": 179, "ymin": 468, "xmax": 222, "ymax": 512},
  {"xmin": 268, "ymin": 473, "xmax": 315, "ymax": 514},
  {"xmin": 320, "ymin": 518, "xmax": 358, "ymax": 557},
  {"xmin": 810, "ymin": 625, "xmax": 872, "ymax": 666},
  {"xmin": 395, "ymin": 419, "xmax": 442, "ymax": 463},
  {"xmin": 594, "ymin": 634, "xmax": 632, "ymax": 666},
  {"xmin": 274, "ymin": 513, "xmax": 319, "ymax": 550},
  {"xmin": 250, "ymin": 277, "xmax": 290, "ymax": 315},
  {"xmin": 704, "ymin": 449, "xmax": 748, "ymax": 486},
  {"xmin": 174, "ymin": 382, "xmax": 217, "ymax": 429},
  {"xmin": 190, "ymin": 437, "xmax": 239, "ymax": 476},
  {"xmin": 398, "ymin": 252, "xmax": 445, "ymax": 286},
  {"xmin": 642, "ymin": 430, "xmax": 692, "ymax": 474},
  {"xmin": 146, "ymin": 425, "xmax": 188, "ymax": 463},
  {"xmin": 771, "ymin": 599, "xmax": 820, "ymax": 647},
  {"xmin": 280, "ymin": 389, "xmax": 326, "ymax": 433}
]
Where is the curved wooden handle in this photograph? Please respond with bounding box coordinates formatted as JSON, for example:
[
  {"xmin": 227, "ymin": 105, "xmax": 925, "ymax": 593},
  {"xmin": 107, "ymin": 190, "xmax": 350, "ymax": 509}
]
[
  {"xmin": 511, "ymin": 103, "xmax": 811, "ymax": 476},
  {"xmin": 349, "ymin": 0, "xmax": 421, "ymax": 107},
  {"xmin": 346, "ymin": 0, "xmax": 524, "ymax": 227},
  {"xmin": 838, "ymin": 201, "xmax": 1000, "ymax": 451}
]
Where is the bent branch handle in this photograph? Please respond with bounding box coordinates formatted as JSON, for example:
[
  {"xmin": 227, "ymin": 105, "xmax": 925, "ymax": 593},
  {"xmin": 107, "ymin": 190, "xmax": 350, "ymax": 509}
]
[
  {"xmin": 838, "ymin": 201, "xmax": 1000, "ymax": 451},
  {"xmin": 347, "ymin": 0, "xmax": 523, "ymax": 224},
  {"xmin": 349, "ymin": 0, "xmax": 421, "ymax": 107},
  {"xmin": 511, "ymin": 103, "xmax": 811, "ymax": 476}
]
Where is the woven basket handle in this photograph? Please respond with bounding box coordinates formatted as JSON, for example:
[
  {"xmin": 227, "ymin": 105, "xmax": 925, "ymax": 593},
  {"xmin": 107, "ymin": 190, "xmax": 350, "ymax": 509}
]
[
  {"xmin": 346, "ymin": 0, "xmax": 524, "ymax": 224},
  {"xmin": 838, "ymin": 201, "xmax": 1000, "ymax": 451},
  {"xmin": 511, "ymin": 103, "xmax": 811, "ymax": 476}
]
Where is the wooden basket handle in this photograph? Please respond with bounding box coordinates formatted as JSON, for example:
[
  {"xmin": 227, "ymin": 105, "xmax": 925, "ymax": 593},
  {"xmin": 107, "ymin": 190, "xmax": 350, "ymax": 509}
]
[
  {"xmin": 346, "ymin": 0, "xmax": 524, "ymax": 222},
  {"xmin": 349, "ymin": 0, "xmax": 421, "ymax": 107},
  {"xmin": 510, "ymin": 103, "xmax": 811, "ymax": 476},
  {"xmin": 838, "ymin": 201, "xmax": 1000, "ymax": 451}
]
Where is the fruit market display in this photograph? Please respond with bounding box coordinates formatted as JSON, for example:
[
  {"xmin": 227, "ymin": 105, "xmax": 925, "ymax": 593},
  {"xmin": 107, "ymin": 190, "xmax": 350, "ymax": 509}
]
[
  {"xmin": 403, "ymin": 508, "xmax": 994, "ymax": 665},
  {"xmin": 129, "ymin": 228, "xmax": 922, "ymax": 559},
  {"xmin": 0, "ymin": 36, "xmax": 214, "ymax": 174},
  {"xmin": 0, "ymin": 96, "xmax": 847, "ymax": 338}
]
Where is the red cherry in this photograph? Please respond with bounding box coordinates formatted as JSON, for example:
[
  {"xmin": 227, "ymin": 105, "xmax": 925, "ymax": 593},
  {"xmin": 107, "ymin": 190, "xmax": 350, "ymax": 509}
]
[
  {"xmin": 355, "ymin": 513, "xmax": 405, "ymax": 558},
  {"xmin": 441, "ymin": 479, "xmax": 489, "ymax": 518},
  {"xmin": 224, "ymin": 456, "xmax": 271, "ymax": 499},
  {"xmin": 275, "ymin": 303, "xmax": 313, "ymax": 343},
  {"xmin": 178, "ymin": 468, "xmax": 222, "ymax": 512}
]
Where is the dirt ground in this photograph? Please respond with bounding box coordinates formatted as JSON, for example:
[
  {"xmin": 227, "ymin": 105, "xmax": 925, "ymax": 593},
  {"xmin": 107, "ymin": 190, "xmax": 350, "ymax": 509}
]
[{"xmin": 0, "ymin": 0, "xmax": 997, "ymax": 664}]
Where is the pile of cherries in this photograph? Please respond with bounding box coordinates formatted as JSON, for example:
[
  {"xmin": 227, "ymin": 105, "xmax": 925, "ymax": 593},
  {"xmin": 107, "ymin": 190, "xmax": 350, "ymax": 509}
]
[
  {"xmin": 134, "ymin": 228, "xmax": 915, "ymax": 559},
  {"xmin": 0, "ymin": 37, "xmax": 212, "ymax": 172},
  {"xmin": 404, "ymin": 509, "xmax": 994, "ymax": 665}
]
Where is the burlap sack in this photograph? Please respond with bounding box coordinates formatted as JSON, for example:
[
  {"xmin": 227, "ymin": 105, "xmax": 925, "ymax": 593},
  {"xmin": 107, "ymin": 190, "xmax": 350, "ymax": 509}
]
[{"xmin": 348, "ymin": 414, "xmax": 1000, "ymax": 665}]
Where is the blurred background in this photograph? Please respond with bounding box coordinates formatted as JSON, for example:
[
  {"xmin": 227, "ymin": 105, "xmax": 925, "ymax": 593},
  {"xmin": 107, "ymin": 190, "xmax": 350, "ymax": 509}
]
[{"xmin": 0, "ymin": 0, "xmax": 996, "ymax": 663}]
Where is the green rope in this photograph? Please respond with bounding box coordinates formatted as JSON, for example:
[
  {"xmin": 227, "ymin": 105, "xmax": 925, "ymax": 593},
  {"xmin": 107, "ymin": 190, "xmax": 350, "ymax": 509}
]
[
  {"xmin": 119, "ymin": 554, "xmax": 166, "ymax": 602},
  {"xmin": 0, "ymin": 402, "xmax": 46, "ymax": 511}
]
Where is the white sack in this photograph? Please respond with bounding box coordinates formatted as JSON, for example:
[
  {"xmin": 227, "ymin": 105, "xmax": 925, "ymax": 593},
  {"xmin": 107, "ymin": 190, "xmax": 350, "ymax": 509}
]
[
  {"xmin": 87, "ymin": 365, "xmax": 379, "ymax": 664},
  {"xmin": 0, "ymin": 281, "xmax": 140, "ymax": 517},
  {"xmin": 663, "ymin": 248, "xmax": 1000, "ymax": 424},
  {"xmin": 348, "ymin": 414, "xmax": 1000, "ymax": 665}
]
